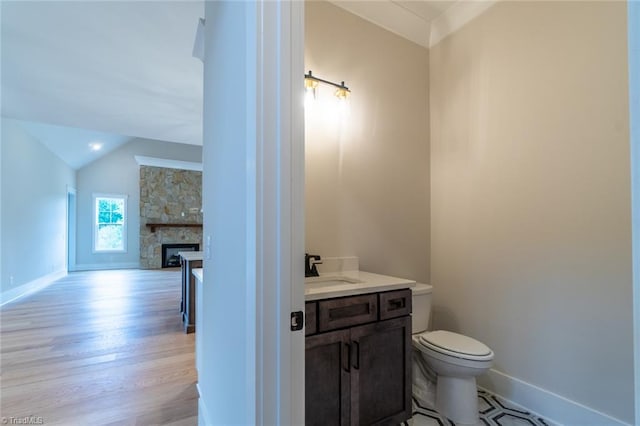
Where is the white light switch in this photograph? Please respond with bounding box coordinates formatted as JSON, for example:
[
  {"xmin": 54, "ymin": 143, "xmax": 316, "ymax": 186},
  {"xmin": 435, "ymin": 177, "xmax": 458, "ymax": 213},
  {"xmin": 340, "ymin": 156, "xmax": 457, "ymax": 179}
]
[{"xmin": 205, "ymin": 235, "xmax": 212, "ymax": 260}]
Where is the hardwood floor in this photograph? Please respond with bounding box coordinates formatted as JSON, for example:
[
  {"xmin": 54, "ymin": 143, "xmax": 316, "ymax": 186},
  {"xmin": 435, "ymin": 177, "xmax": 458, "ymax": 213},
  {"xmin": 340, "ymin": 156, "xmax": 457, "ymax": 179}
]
[{"xmin": 1, "ymin": 269, "xmax": 198, "ymax": 425}]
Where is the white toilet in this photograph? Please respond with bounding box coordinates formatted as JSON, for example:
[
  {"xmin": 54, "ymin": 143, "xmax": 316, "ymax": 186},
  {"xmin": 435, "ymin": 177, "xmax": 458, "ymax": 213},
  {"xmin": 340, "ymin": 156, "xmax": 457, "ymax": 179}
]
[{"xmin": 411, "ymin": 284, "xmax": 494, "ymax": 425}]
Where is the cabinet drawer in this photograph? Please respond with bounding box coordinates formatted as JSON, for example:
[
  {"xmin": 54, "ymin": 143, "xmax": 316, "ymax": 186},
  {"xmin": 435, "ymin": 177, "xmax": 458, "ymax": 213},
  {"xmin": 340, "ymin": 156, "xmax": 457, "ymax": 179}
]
[
  {"xmin": 305, "ymin": 302, "xmax": 317, "ymax": 336},
  {"xmin": 379, "ymin": 289, "xmax": 412, "ymax": 320},
  {"xmin": 319, "ymin": 294, "xmax": 378, "ymax": 332}
]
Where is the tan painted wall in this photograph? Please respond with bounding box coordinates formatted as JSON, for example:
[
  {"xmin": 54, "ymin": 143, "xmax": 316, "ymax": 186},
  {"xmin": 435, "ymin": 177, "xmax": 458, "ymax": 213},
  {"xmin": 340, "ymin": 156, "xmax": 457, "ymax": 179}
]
[
  {"xmin": 305, "ymin": 1, "xmax": 430, "ymax": 282},
  {"xmin": 430, "ymin": 1, "xmax": 633, "ymax": 422}
]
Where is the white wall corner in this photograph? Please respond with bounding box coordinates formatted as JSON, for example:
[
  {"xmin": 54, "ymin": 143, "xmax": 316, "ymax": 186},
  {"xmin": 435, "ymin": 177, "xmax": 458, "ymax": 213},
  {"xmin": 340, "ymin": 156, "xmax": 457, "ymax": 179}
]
[
  {"xmin": 1, "ymin": 270, "xmax": 66, "ymax": 306},
  {"xmin": 197, "ymin": 384, "xmax": 211, "ymax": 426},
  {"xmin": 429, "ymin": 0, "xmax": 497, "ymax": 48},
  {"xmin": 479, "ymin": 369, "xmax": 632, "ymax": 426},
  {"xmin": 192, "ymin": 17, "xmax": 205, "ymax": 62}
]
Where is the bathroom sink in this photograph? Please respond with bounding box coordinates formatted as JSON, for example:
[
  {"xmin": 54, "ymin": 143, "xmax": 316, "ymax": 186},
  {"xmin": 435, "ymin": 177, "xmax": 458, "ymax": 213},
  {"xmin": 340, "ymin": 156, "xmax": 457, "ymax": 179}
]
[{"xmin": 305, "ymin": 275, "xmax": 363, "ymax": 287}]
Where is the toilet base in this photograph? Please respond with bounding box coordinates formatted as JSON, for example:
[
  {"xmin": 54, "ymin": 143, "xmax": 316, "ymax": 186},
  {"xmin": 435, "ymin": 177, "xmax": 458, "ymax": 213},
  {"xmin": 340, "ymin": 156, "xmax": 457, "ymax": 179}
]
[{"xmin": 436, "ymin": 375, "xmax": 479, "ymax": 425}]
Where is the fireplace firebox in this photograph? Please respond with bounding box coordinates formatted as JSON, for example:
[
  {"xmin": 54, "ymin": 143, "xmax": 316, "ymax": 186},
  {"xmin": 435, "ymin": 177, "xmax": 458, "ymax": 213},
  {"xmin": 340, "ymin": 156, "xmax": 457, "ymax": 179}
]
[{"xmin": 161, "ymin": 243, "xmax": 200, "ymax": 268}]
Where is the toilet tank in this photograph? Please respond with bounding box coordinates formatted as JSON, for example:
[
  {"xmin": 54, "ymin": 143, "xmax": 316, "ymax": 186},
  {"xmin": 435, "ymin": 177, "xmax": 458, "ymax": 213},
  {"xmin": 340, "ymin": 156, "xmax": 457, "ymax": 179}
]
[{"xmin": 411, "ymin": 283, "xmax": 433, "ymax": 334}]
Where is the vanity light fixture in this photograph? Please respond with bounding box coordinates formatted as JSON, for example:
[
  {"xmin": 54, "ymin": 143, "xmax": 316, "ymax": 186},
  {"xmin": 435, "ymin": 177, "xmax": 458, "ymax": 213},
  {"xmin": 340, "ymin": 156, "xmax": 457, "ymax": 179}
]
[
  {"xmin": 304, "ymin": 70, "xmax": 351, "ymax": 100},
  {"xmin": 334, "ymin": 85, "xmax": 350, "ymax": 100},
  {"xmin": 304, "ymin": 72, "xmax": 320, "ymax": 99}
]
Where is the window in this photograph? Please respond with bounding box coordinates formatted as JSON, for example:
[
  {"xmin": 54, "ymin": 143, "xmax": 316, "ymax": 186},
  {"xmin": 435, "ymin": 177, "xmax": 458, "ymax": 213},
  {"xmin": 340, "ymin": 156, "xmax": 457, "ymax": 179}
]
[{"xmin": 93, "ymin": 194, "xmax": 127, "ymax": 252}]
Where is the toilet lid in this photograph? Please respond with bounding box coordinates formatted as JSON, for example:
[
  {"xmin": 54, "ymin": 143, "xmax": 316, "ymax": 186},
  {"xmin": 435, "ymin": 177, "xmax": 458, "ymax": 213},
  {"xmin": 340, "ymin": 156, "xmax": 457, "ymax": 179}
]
[{"xmin": 419, "ymin": 330, "xmax": 493, "ymax": 360}]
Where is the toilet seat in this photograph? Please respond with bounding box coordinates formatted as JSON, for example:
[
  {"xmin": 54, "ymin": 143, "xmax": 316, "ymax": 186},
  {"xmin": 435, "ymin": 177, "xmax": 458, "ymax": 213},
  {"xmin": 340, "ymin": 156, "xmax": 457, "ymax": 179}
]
[{"xmin": 418, "ymin": 330, "xmax": 493, "ymax": 362}]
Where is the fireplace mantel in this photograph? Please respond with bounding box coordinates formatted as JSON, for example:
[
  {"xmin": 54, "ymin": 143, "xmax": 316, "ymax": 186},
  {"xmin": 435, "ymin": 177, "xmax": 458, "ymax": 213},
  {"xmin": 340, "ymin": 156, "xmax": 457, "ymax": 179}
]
[{"xmin": 146, "ymin": 223, "xmax": 203, "ymax": 233}]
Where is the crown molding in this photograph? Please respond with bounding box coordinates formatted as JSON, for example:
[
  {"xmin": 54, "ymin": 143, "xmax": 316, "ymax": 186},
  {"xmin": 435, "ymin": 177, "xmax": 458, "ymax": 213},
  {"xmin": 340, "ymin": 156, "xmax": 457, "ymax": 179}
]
[
  {"xmin": 329, "ymin": 0, "xmax": 431, "ymax": 48},
  {"xmin": 134, "ymin": 155, "xmax": 202, "ymax": 171},
  {"xmin": 429, "ymin": 1, "xmax": 496, "ymax": 48},
  {"xmin": 329, "ymin": 1, "xmax": 496, "ymax": 50}
]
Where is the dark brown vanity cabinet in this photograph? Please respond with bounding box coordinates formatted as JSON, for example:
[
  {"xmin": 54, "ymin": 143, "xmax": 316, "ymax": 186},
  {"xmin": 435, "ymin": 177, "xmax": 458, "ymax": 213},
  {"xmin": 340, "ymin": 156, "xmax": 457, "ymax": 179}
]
[
  {"xmin": 305, "ymin": 329, "xmax": 351, "ymax": 426},
  {"xmin": 305, "ymin": 289, "xmax": 412, "ymax": 426}
]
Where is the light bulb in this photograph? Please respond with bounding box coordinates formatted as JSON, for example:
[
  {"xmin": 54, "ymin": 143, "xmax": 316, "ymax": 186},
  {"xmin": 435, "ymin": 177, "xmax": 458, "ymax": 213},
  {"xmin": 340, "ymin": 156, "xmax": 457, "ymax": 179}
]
[
  {"xmin": 305, "ymin": 78, "xmax": 318, "ymax": 99},
  {"xmin": 334, "ymin": 86, "xmax": 350, "ymax": 100}
]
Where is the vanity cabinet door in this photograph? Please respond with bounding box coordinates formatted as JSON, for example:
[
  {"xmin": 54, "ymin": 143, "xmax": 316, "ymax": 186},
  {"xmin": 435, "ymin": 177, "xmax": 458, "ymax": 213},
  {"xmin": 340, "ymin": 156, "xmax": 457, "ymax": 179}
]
[
  {"xmin": 305, "ymin": 302, "xmax": 317, "ymax": 336},
  {"xmin": 349, "ymin": 316, "xmax": 412, "ymax": 426},
  {"xmin": 306, "ymin": 329, "xmax": 351, "ymax": 426}
]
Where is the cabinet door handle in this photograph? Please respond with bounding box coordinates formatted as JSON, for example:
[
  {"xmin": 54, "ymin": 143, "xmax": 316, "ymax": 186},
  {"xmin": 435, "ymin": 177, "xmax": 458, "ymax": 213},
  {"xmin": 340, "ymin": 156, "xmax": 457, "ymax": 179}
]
[
  {"xmin": 353, "ymin": 341, "xmax": 360, "ymax": 370},
  {"xmin": 343, "ymin": 343, "xmax": 351, "ymax": 372},
  {"xmin": 388, "ymin": 298, "xmax": 405, "ymax": 310}
]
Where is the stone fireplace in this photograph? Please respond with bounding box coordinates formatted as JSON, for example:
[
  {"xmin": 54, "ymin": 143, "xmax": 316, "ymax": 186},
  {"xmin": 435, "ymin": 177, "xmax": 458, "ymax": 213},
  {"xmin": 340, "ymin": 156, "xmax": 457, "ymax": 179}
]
[{"xmin": 139, "ymin": 166, "xmax": 203, "ymax": 269}]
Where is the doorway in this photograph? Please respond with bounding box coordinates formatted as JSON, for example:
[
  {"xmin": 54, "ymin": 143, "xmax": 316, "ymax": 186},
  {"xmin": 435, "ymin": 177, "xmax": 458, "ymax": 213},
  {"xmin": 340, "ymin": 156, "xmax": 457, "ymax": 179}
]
[
  {"xmin": 629, "ymin": 1, "xmax": 640, "ymax": 420},
  {"xmin": 66, "ymin": 186, "xmax": 76, "ymax": 272}
]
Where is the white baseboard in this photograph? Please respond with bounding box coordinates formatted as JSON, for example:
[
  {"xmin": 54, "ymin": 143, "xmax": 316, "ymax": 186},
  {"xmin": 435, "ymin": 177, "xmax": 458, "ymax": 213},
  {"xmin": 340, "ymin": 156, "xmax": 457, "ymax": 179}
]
[
  {"xmin": 74, "ymin": 262, "xmax": 140, "ymax": 271},
  {"xmin": 1, "ymin": 270, "xmax": 66, "ymax": 306},
  {"xmin": 478, "ymin": 368, "xmax": 631, "ymax": 426},
  {"xmin": 197, "ymin": 384, "xmax": 212, "ymax": 426}
]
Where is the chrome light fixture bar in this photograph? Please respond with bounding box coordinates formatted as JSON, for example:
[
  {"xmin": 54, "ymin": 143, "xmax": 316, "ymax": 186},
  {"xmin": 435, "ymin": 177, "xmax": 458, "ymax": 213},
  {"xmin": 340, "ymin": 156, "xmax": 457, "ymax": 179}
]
[{"xmin": 304, "ymin": 70, "xmax": 351, "ymax": 99}]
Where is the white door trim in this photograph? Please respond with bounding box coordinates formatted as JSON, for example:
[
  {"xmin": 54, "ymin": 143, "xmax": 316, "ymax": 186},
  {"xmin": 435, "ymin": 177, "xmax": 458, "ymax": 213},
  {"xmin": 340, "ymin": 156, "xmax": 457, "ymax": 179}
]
[
  {"xmin": 628, "ymin": 0, "xmax": 640, "ymax": 421},
  {"xmin": 254, "ymin": 1, "xmax": 305, "ymax": 424},
  {"xmin": 66, "ymin": 185, "xmax": 77, "ymax": 272},
  {"xmin": 288, "ymin": 1, "xmax": 306, "ymax": 423},
  {"xmin": 198, "ymin": 1, "xmax": 304, "ymax": 424}
]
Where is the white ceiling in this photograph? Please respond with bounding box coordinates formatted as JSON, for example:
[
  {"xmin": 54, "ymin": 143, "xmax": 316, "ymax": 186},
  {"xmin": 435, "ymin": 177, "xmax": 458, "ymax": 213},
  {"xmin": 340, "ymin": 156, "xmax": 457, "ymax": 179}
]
[
  {"xmin": 9, "ymin": 119, "xmax": 134, "ymax": 170},
  {"xmin": 1, "ymin": 0, "xmax": 204, "ymax": 169},
  {"xmin": 1, "ymin": 0, "xmax": 491, "ymax": 170}
]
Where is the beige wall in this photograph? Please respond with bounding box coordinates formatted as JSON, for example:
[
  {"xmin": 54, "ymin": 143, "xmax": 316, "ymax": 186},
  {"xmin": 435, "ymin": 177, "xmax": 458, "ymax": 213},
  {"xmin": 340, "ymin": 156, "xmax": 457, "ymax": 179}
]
[
  {"xmin": 305, "ymin": 1, "xmax": 430, "ymax": 282},
  {"xmin": 430, "ymin": 1, "xmax": 633, "ymax": 422}
]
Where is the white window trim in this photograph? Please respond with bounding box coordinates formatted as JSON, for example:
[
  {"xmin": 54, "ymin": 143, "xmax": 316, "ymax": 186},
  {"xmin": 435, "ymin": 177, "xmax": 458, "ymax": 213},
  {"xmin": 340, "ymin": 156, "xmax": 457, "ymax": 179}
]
[{"xmin": 92, "ymin": 193, "xmax": 128, "ymax": 254}]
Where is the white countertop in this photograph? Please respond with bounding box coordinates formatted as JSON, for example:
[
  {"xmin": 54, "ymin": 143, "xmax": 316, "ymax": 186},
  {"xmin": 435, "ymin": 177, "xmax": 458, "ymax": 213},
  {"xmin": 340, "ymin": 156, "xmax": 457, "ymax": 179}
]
[
  {"xmin": 192, "ymin": 268, "xmax": 203, "ymax": 283},
  {"xmin": 179, "ymin": 251, "xmax": 203, "ymax": 261},
  {"xmin": 190, "ymin": 265, "xmax": 415, "ymax": 300},
  {"xmin": 304, "ymin": 270, "xmax": 415, "ymax": 301}
]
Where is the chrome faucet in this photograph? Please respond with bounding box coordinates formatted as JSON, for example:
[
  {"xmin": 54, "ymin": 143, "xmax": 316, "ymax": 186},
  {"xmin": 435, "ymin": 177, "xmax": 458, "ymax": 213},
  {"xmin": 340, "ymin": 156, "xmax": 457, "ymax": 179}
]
[{"xmin": 305, "ymin": 253, "xmax": 322, "ymax": 277}]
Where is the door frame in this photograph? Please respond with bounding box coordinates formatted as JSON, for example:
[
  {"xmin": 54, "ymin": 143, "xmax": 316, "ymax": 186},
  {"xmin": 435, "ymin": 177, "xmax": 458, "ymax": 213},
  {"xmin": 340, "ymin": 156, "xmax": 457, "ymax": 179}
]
[
  {"xmin": 198, "ymin": 1, "xmax": 304, "ymax": 424},
  {"xmin": 66, "ymin": 185, "xmax": 76, "ymax": 272},
  {"xmin": 628, "ymin": 0, "xmax": 640, "ymax": 420}
]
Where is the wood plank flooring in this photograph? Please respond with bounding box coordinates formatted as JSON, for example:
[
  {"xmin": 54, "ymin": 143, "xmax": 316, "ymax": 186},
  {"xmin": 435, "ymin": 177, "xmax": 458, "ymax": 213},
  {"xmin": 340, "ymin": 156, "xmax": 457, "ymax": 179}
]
[{"xmin": 1, "ymin": 269, "xmax": 198, "ymax": 425}]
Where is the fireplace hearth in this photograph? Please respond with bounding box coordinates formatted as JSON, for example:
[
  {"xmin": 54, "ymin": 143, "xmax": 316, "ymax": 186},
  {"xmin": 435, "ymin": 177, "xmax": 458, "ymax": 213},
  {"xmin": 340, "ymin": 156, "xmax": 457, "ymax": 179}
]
[{"xmin": 161, "ymin": 243, "xmax": 200, "ymax": 268}]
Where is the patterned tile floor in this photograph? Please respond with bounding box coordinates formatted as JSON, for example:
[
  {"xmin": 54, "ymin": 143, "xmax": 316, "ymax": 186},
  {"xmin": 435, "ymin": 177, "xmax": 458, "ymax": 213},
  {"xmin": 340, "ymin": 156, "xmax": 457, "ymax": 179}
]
[{"xmin": 404, "ymin": 389, "xmax": 551, "ymax": 426}]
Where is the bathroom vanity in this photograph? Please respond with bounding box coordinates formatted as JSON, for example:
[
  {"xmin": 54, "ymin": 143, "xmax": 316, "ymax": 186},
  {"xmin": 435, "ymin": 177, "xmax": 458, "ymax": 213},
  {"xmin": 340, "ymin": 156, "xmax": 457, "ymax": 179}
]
[
  {"xmin": 192, "ymin": 257, "xmax": 415, "ymax": 425},
  {"xmin": 304, "ymin": 265, "xmax": 415, "ymax": 426}
]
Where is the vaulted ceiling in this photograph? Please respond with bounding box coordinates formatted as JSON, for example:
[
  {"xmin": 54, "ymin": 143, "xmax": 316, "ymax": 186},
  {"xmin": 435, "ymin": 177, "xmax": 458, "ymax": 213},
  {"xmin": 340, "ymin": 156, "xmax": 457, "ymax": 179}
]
[
  {"xmin": 1, "ymin": 1, "xmax": 490, "ymax": 169},
  {"xmin": 1, "ymin": 1, "xmax": 204, "ymax": 169}
]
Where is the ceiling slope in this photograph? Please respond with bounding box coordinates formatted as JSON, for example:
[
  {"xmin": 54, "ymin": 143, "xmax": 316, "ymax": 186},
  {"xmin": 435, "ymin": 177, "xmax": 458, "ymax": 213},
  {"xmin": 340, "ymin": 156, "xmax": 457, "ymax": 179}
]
[{"xmin": 1, "ymin": 1, "xmax": 204, "ymax": 146}]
